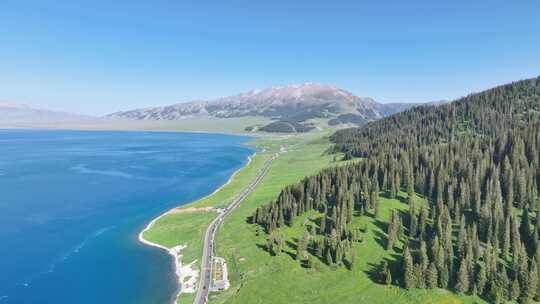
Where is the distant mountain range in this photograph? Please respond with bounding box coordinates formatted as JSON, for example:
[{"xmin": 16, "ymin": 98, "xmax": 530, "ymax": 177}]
[
  {"xmin": 1, "ymin": 84, "xmax": 446, "ymax": 132},
  {"xmin": 106, "ymin": 83, "xmax": 424, "ymax": 126},
  {"xmin": 0, "ymin": 102, "xmax": 91, "ymax": 124}
]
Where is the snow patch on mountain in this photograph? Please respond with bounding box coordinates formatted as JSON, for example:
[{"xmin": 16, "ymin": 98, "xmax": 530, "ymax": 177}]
[{"xmin": 107, "ymin": 83, "xmax": 406, "ymax": 123}]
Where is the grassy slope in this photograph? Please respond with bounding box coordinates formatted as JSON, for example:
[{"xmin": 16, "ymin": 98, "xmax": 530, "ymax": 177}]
[
  {"xmin": 140, "ymin": 133, "xmax": 314, "ymax": 303},
  {"xmin": 143, "ymin": 131, "xmax": 486, "ymax": 304},
  {"xmin": 209, "ymin": 134, "xmax": 338, "ymax": 303},
  {"xmin": 209, "ymin": 143, "xmax": 486, "ymax": 304}
]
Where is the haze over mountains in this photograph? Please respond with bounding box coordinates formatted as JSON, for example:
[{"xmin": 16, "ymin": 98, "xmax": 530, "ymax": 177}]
[
  {"xmin": 0, "ymin": 102, "xmax": 91, "ymax": 125},
  {"xmin": 106, "ymin": 83, "xmax": 421, "ymax": 126},
  {"xmin": 0, "ymin": 83, "xmax": 443, "ymax": 132}
]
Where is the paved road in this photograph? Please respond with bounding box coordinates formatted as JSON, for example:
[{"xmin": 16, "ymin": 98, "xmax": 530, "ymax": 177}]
[{"xmin": 193, "ymin": 152, "xmax": 278, "ymax": 304}]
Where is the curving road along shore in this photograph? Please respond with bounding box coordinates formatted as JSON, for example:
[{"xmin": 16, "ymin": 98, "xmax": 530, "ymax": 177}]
[{"xmin": 193, "ymin": 152, "xmax": 278, "ymax": 304}]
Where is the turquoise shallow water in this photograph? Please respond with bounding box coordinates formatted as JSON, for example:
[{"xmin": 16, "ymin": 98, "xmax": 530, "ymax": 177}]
[{"xmin": 0, "ymin": 129, "xmax": 254, "ymax": 304}]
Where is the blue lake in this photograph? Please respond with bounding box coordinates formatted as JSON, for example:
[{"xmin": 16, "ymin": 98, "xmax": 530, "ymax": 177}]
[{"xmin": 0, "ymin": 129, "xmax": 254, "ymax": 304}]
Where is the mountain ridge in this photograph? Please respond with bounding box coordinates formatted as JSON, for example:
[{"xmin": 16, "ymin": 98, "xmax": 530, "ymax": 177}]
[{"xmin": 106, "ymin": 83, "xmax": 419, "ymax": 126}]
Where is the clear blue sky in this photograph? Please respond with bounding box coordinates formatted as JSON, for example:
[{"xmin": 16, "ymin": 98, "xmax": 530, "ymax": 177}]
[{"xmin": 1, "ymin": 0, "xmax": 539, "ymax": 115}]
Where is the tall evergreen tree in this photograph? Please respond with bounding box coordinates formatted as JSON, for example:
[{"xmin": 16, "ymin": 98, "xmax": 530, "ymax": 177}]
[
  {"xmin": 403, "ymin": 247, "xmax": 415, "ymax": 289},
  {"xmin": 426, "ymin": 262, "xmax": 438, "ymax": 289},
  {"xmin": 455, "ymin": 261, "xmax": 470, "ymax": 293}
]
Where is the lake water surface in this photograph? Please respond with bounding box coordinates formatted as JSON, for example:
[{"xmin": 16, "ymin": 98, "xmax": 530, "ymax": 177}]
[{"xmin": 0, "ymin": 129, "xmax": 253, "ymax": 304}]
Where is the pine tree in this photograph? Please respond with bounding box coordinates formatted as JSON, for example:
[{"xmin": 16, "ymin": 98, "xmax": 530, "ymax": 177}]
[
  {"xmin": 517, "ymin": 170, "xmax": 528, "ymax": 208},
  {"xmin": 380, "ymin": 260, "xmax": 392, "ymax": 285},
  {"xmin": 315, "ymin": 239, "xmax": 323, "ymax": 257},
  {"xmin": 512, "ymin": 216, "xmax": 523, "ymax": 259},
  {"xmin": 320, "ymin": 214, "xmax": 326, "ymax": 234},
  {"xmin": 415, "ymin": 263, "xmax": 425, "ymax": 288},
  {"xmin": 510, "ymin": 278, "xmax": 521, "ymax": 301},
  {"xmin": 419, "ymin": 241, "xmax": 429, "ymax": 271},
  {"xmin": 520, "ymin": 208, "xmax": 532, "ymax": 248},
  {"xmin": 325, "ymin": 248, "xmax": 333, "ymax": 265},
  {"xmin": 390, "ymin": 172, "xmax": 397, "ymax": 199},
  {"xmin": 296, "ymin": 230, "xmax": 310, "ymax": 261},
  {"xmin": 407, "ymin": 171, "xmax": 415, "ymax": 204},
  {"xmin": 536, "ymin": 212, "xmax": 540, "ymax": 239},
  {"xmin": 427, "ymin": 262, "xmax": 438, "ymax": 289},
  {"xmin": 306, "ymin": 255, "xmax": 315, "ymax": 269},
  {"xmin": 403, "ymin": 247, "xmax": 415, "ymax": 288},
  {"xmin": 518, "ymin": 244, "xmax": 529, "ymax": 288},
  {"xmin": 457, "ymin": 215, "xmax": 467, "ymax": 258},
  {"xmin": 488, "ymin": 276, "xmax": 503, "ymax": 304},
  {"xmin": 266, "ymin": 235, "xmax": 274, "ymax": 255},
  {"xmin": 439, "ymin": 263, "xmax": 449, "ymax": 289},
  {"xmin": 503, "ymin": 217, "xmax": 511, "ymax": 260},
  {"xmin": 409, "ymin": 205, "xmax": 417, "ymax": 237},
  {"xmin": 522, "ymin": 260, "xmax": 539, "ymax": 303},
  {"xmin": 418, "ymin": 207, "xmax": 427, "ymax": 241},
  {"xmin": 373, "ymin": 189, "xmax": 380, "ymax": 218},
  {"xmin": 455, "ymin": 261, "xmax": 470, "ymax": 293},
  {"xmin": 475, "ymin": 264, "xmax": 487, "ymax": 295},
  {"xmin": 349, "ymin": 248, "xmax": 357, "ymax": 271},
  {"xmin": 536, "ymin": 250, "xmax": 540, "ymax": 300},
  {"xmin": 385, "ymin": 267, "xmax": 392, "ymax": 285},
  {"xmin": 499, "ymin": 268, "xmax": 510, "ymax": 301}
]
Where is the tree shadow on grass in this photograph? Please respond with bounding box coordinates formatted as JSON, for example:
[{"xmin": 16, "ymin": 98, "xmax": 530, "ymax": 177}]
[
  {"xmin": 396, "ymin": 208, "xmax": 408, "ymax": 220},
  {"xmin": 371, "ymin": 218, "xmax": 388, "ymax": 234},
  {"xmin": 366, "ymin": 255, "xmax": 402, "ymax": 286},
  {"xmin": 372, "ymin": 229, "xmax": 388, "ymax": 250},
  {"xmin": 245, "ymin": 215, "xmax": 273, "ymax": 234},
  {"xmin": 366, "ymin": 261, "xmax": 385, "ymax": 284},
  {"xmin": 396, "ymin": 195, "xmax": 409, "ymax": 205},
  {"xmin": 280, "ymin": 238, "xmax": 297, "ymax": 260},
  {"xmin": 392, "ymin": 245, "xmax": 404, "ymax": 255},
  {"xmin": 255, "ymin": 243, "xmax": 272, "ymax": 255},
  {"xmin": 286, "ymin": 237, "xmax": 299, "ymax": 251},
  {"xmin": 283, "ymin": 251, "xmax": 296, "ymax": 260}
]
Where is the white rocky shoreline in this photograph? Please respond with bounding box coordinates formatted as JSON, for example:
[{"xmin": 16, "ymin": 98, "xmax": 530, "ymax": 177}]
[
  {"xmin": 137, "ymin": 151, "xmax": 256, "ymax": 302},
  {"xmin": 138, "ymin": 216, "xmax": 199, "ymax": 301}
]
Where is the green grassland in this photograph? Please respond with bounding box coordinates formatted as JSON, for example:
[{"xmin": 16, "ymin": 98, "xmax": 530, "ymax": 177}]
[
  {"xmin": 140, "ymin": 137, "xmax": 272, "ymax": 304},
  {"xmin": 141, "ymin": 133, "xmax": 334, "ymax": 303},
  {"xmin": 142, "ymin": 212, "xmax": 216, "ymax": 265},
  {"xmin": 12, "ymin": 115, "xmax": 341, "ymax": 136},
  {"xmin": 142, "ymin": 210, "xmax": 216, "ymax": 304},
  {"xmin": 212, "ymin": 189, "xmax": 487, "ymax": 304},
  {"xmin": 142, "ymin": 131, "xmax": 486, "ymax": 304},
  {"xmin": 208, "ymin": 135, "xmax": 486, "ymax": 304}
]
